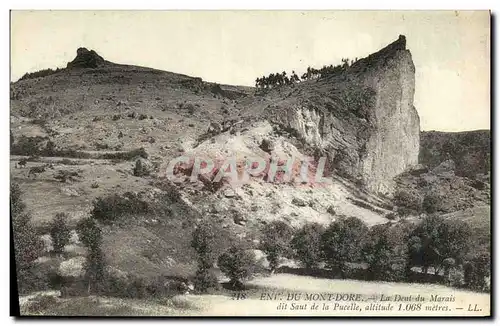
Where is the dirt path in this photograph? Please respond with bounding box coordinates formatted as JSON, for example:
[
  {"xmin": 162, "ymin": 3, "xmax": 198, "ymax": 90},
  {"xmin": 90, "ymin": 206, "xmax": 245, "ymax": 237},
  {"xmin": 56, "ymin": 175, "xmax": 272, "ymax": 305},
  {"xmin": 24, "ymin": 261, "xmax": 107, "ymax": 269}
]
[{"xmin": 183, "ymin": 274, "xmax": 490, "ymax": 316}]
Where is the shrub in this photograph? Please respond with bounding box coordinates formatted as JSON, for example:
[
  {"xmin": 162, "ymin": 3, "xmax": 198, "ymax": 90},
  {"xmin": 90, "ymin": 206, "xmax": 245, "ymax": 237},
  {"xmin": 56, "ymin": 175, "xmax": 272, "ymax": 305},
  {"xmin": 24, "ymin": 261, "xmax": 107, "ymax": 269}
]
[
  {"xmin": 49, "ymin": 213, "xmax": 71, "ymax": 254},
  {"xmin": 99, "ymin": 147, "xmax": 148, "ymax": 161},
  {"xmin": 184, "ymin": 103, "xmax": 196, "ymax": 114},
  {"xmin": 464, "ymin": 252, "xmax": 490, "ymax": 292},
  {"xmin": 291, "ymin": 223, "xmax": 325, "ymax": 269},
  {"xmin": 90, "ymin": 193, "xmax": 152, "ymax": 224},
  {"xmin": 55, "ymin": 149, "xmax": 92, "ymax": 159},
  {"xmin": 60, "ymin": 158, "xmax": 79, "ymax": 165},
  {"xmin": 422, "ymin": 194, "xmax": 440, "ymax": 214},
  {"xmin": 54, "ymin": 169, "xmax": 81, "ymax": 183},
  {"xmin": 321, "ymin": 216, "xmax": 368, "ymax": 278},
  {"xmin": 393, "ymin": 189, "xmax": 423, "ymax": 215},
  {"xmin": 193, "ymin": 268, "xmax": 219, "ymax": 293},
  {"xmin": 95, "ymin": 142, "xmax": 109, "ymax": 150},
  {"xmin": 448, "ymin": 267, "xmax": 464, "ymax": 288},
  {"xmin": 133, "ymin": 159, "xmax": 150, "ymax": 177},
  {"xmin": 260, "ymin": 220, "xmax": 294, "ymax": 272},
  {"xmin": 19, "ymin": 67, "xmax": 62, "ymax": 81},
  {"xmin": 385, "ymin": 212, "xmax": 397, "ymax": 220},
  {"xmin": 25, "ymin": 294, "xmax": 58, "ymax": 314},
  {"xmin": 218, "ymin": 246, "xmax": 255, "ymax": 289},
  {"xmin": 91, "ymin": 182, "xmax": 99, "ymax": 189},
  {"xmin": 10, "ymin": 135, "xmax": 46, "ymax": 156},
  {"xmin": 11, "ymin": 183, "xmax": 44, "ymax": 292}
]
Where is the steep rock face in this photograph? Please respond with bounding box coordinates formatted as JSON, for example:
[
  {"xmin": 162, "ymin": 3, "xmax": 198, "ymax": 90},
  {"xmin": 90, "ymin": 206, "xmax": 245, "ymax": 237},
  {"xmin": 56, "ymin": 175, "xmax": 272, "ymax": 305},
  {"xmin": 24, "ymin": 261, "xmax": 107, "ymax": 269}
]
[
  {"xmin": 271, "ymin": 35, "xmax": 420, "ymax": 194},
  {"xmin": 355, "ymin": 36, "xmax": 420, "ymax": 194}
]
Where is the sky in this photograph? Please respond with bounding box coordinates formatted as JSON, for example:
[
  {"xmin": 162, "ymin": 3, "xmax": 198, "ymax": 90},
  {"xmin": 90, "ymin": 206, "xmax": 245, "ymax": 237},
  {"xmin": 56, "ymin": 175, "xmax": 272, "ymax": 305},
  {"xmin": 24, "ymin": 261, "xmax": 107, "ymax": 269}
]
[{"xmin": 10, "ymin": 10, "xmax": 490, "ymax": 132}]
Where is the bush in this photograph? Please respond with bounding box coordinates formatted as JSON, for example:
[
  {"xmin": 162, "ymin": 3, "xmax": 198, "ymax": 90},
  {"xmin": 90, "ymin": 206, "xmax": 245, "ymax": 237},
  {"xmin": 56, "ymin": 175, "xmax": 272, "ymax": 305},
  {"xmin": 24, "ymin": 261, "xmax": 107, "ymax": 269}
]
[
  {"xmin": 19, "ymin": 67, "xmax": 62, "ymax": 81},
  {"xmin": 49, "ymin": 213, "xmax": 71, "ymax": 254},
  {"xmin": 60, "ymin": 158, "xmax": 79, "ymax": 165},
  {"xmin": 133, "ymin": 159, "xmax": 150, "ymax": 177},
  {"xmin": 10, "ymin": 135, "xmax": 46, "ymax": 156},
  {"xmin": 464, "ymin": 252, "xmax": 490, "ymax": 292},
  {"xmin": 218, "ymin": 246, "xmax": 255, "ymax": 289},
  {"xmin": 193, "ymin": 268, "xmax": 219, "ymax": 293},
  {"xmin": 184, "ymin": 103, "xmax": 196, "ymax": 114},
  {"xmin": 54, "ymin": 169, "xmax": 81, "ymax": 183},
  {"xmin": 385, "ymin": 212, "xmax": 397, "ymax": 220},
  {"xmin": 90, "ymin": 193, "xmax": 152, "ymax": 224},
  {"xmin": 291, "ymin": 223, "xmax": 325, "ymax": 269},
  {"xmin": 25, "ymin": 294, "xmax": 58, "ymax": 314},
  {"xmin": 260, "ymin": 221, "xmax": 294, "ymax": 272},
  {"xmin": 321, "ymin": 216, "xmax": 368, "ymax": 278},
  {"xmin": 422, "ymin": 194, "xmax": 440, "ymax": 214},
  {"xmin": 99, "ymin": 147, "xmax": 148, "ymax": 161},
  {"xmin": 393, "ymin": 189, "xmax": 423, "ymax": 214},
  {"xmin": 11, "ymin": 183, "xmax": 44, "ymax": 292}
]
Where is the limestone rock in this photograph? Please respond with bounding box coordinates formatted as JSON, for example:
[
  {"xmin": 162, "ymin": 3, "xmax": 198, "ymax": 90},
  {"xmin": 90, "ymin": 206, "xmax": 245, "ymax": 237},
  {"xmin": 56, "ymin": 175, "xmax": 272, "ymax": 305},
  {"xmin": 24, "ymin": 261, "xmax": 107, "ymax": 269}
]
[{"xmin": 269, "ymin": 35, "xmax": 420, "ymax": 194}]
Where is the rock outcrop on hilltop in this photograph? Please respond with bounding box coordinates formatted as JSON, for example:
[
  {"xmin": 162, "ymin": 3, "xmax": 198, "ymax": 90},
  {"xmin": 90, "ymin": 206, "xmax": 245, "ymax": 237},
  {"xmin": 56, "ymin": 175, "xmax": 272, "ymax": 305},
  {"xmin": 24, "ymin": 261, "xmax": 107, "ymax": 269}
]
[
  {"xmin": 66, "ymin": 47, "xmax": 106, "ymax": 69},
  {"xmin": 270, "ymin": 35, "xmax": 420, "ymax": 194}
]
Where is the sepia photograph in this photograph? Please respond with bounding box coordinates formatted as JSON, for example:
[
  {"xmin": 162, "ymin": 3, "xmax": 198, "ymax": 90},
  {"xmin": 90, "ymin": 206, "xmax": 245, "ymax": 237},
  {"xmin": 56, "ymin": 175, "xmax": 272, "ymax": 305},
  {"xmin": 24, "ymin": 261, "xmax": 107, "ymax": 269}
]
[{"xmin": 10, "ymin": 10, "xmax": 491, "ymax": 317}]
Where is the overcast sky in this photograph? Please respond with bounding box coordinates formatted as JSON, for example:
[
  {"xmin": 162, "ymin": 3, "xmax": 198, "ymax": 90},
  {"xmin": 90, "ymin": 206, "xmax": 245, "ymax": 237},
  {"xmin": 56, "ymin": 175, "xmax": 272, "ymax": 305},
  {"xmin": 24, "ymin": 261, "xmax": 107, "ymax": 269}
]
[{"xmin": 11, "ymin": 11, "xmax": 490, "ymax": 132}]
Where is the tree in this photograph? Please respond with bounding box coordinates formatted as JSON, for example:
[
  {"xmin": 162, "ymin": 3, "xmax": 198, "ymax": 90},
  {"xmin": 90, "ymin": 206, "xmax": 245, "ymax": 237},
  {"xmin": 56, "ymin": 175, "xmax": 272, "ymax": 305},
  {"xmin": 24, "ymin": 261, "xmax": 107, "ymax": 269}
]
[
  {"xmin": 84, "ymin": 244, "xmax": 106, "ymax": 294},
  {"xmin": 75, "ymin": 217, "xmax": 105, "ymax": 294},
  {"xmin": 442, "ymin": 257, "xmax": 456, "ymax": 283},
  {"xmin": 218, "ymin": 246, "xmax": 255, "ymax": 289},
  {"xmin": 191, "ymin": 221, "xmax": 220, "ymax": 292},
  {"xmin": 11, "ymin": 183, "xmax": 44, "ymax": 291},
  {"xmin": 76, "ymin": 217, "xmax": 102, "ymax": 250},
  {"xmin": 321, "ymin": 216, "xmax": 368, "ymax": 278},
  {"xmin": 291, "ymin": 223, "xmax": 325, "ymax": 269},
  {"xmin": 260, "ymin": 221, "xmax": 294, "ymax": 273},
  {"xmin": 363, "ymin": 223, "xmax": 408, "ymax": 281},
  {"xmin": 49, "ymin": 213, "xmax": 71, "ymax": 254},
  {"xmin": 464, "ymin": 252, "xmax": 490, "ymax": 291},
  {"xmin": 409, "ymin": 215, "xmax": 471, "ymax": 276}
]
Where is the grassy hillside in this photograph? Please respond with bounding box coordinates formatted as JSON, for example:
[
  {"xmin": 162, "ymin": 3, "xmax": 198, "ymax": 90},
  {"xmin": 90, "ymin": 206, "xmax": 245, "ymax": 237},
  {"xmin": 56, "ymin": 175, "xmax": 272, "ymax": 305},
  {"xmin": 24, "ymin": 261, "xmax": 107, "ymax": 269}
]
[{"xmin": 419, "ymin": 130, "xmax": 490, "ymax": 179}]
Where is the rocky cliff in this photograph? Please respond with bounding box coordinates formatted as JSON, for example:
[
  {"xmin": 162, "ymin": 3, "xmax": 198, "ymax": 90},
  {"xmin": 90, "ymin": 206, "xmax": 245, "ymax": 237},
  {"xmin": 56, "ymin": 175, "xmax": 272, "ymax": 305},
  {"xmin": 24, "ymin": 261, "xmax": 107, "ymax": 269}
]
[
  {"xmin": 10, "ymin": 35, "xmax": 429, "ymax": 284},
  {"xmin": 269, "ymin": 35, "xmax": 420, "ymax": 194}
]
